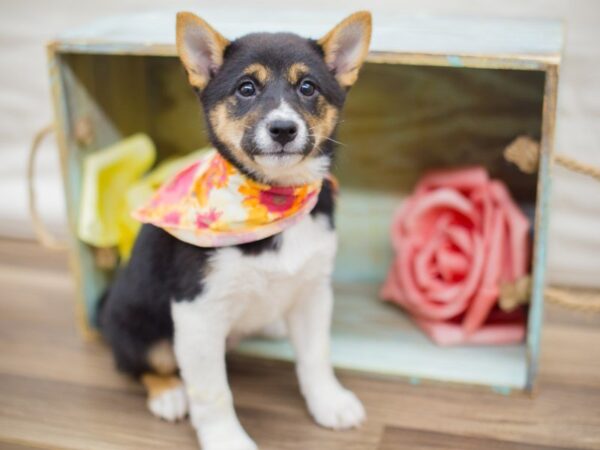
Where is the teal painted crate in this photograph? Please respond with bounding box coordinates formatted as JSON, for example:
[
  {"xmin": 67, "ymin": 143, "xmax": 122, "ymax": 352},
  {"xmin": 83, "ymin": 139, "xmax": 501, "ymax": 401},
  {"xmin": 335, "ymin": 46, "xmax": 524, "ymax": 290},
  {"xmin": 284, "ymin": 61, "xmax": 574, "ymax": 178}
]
[{"xmin": 47, "ymin": 9, "xmax": 561, "ymax": 393}]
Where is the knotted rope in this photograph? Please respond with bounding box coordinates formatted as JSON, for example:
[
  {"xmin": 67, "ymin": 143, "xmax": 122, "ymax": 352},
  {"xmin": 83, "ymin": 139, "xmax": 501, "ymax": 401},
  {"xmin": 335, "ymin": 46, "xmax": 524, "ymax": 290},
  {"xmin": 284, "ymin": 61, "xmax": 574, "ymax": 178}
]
[
  {"xmin": 502, "ymin": 136, "xmax": 600, "ymax": 312},
  {"xmin": 505, "ymin": 136, "xmax": 600, "ymax": 181},
  {"xmin": 27, "ymin": 124, "xmax": 67, "ymax": 250}
]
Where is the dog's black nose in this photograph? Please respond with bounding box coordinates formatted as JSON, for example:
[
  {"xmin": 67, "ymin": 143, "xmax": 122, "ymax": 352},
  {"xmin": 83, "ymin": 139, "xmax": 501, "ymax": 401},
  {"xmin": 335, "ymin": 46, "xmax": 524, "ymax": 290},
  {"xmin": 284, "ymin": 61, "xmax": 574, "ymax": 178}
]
[{"xmin": 268, "ymin": 120, "xmax": 298, "ymax": 146}]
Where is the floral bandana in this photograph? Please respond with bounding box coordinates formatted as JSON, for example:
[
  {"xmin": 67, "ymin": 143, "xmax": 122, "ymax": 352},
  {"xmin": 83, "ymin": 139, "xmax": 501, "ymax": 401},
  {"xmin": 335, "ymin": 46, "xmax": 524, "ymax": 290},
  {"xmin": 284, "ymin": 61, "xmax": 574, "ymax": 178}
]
[{"xmin": 133, "ymin": 149, "xmax": 325, "ymax": 247}]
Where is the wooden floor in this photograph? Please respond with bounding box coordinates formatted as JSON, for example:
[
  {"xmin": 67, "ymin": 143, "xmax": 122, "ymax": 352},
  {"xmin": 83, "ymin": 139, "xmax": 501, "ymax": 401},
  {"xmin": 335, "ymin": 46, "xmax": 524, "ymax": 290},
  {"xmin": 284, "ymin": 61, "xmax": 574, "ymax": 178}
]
[{"xmin": 0, "ymin": 239, "xmax": 599, "ymax": 450}]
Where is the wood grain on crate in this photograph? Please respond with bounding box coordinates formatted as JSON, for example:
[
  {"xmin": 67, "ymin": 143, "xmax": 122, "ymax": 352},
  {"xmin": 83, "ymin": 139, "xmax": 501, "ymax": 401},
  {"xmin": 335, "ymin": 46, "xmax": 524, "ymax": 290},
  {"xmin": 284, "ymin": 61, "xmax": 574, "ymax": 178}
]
[{"xmin": 0, "ymin": 238, "xmax": 599, "ymax": 450}]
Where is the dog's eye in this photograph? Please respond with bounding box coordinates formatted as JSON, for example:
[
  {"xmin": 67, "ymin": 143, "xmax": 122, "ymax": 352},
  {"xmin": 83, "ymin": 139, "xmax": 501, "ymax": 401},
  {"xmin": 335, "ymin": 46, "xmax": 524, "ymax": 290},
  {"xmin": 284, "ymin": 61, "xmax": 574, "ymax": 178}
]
[
  {"xmin": 237, "ymin": 81, "xmax": 256, "ymax": 97},
  {"xmin": 298, "ymin": 80, "xmax": 316, "ymax": 97}
]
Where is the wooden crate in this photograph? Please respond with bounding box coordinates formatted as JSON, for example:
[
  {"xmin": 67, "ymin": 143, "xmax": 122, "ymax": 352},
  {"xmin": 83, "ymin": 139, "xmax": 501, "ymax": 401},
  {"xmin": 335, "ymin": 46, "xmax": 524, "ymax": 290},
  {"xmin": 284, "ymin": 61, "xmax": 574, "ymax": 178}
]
[{"xmin": 47, "ymin": 9, "xmax": 562, "ymax": 393}]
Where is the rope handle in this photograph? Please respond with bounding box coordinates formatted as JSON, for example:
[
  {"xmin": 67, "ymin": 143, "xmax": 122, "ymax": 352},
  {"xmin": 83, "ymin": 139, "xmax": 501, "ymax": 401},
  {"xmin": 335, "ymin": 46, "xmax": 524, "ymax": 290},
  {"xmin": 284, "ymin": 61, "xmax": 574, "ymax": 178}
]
[
  {"xmin": 505, "ymin": 136, "xmax": 600, "ymax": 181},
  {"xmin": 545, "ymin": 288, "xmax": 600, "ymax": 312},
  {"xmin": 499, "ymin": 275, "xmax": 600, "ymax": 313},
  {"xmin": 27, "ymin": 124, "xmax": 67, "ymax": 250},
  {"xmin": 503, "ymin": 136, "xmax": 600, "ymax": 312}
]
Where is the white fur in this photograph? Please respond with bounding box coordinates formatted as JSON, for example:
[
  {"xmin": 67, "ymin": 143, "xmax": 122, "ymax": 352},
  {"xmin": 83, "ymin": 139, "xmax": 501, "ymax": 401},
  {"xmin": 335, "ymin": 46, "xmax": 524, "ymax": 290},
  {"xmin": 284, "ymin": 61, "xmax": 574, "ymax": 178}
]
[
  {"xmin": 254, "ymin": 153, "xmax": 303, "ymax": 169},
  {"xmin": 255, "ymin": 154, "xmax": 330, "ymax": 186},
  {"xmin": 172, "ymin": 214, "xmax": 365, "ymax": 450},
  {"xmin": 257, "ymin": 318, "xmax": 287, "ymax": 339},
  {"xmin": 148, "ymin": 384, "xmax": 189, "ymax": 422}
]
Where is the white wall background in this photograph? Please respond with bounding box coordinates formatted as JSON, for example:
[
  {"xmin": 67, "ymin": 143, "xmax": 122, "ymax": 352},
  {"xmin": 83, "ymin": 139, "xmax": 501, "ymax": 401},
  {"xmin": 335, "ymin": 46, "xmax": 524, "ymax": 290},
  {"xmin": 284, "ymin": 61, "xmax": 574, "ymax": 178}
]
[{"xmin": 1, "ymin": 0, "xmax": 598, "ymax": 287}]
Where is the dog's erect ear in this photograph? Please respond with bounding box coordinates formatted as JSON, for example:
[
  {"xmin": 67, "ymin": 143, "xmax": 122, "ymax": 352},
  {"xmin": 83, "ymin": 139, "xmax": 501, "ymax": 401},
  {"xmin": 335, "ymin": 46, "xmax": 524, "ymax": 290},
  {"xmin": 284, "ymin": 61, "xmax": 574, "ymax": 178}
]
[
  {"xmin": 176, "ymin": 12, "xmax": 230, "ymax": 90},
  {"xmin": 318, "ymin": 11, "xmax": 372, "ymax": 89}
]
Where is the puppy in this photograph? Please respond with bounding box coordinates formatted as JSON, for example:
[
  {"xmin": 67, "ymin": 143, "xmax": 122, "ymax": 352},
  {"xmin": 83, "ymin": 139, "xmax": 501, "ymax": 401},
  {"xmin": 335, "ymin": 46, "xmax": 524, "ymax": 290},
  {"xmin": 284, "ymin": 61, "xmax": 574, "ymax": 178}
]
[{"xmin": 99, "ymin": 10, "xmax": 372, "ymax": 450}]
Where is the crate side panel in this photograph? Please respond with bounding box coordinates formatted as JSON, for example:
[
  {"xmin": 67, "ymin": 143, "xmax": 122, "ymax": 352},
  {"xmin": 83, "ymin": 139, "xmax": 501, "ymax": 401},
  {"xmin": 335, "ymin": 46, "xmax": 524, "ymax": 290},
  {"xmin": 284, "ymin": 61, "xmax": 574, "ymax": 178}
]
[
  {"xmin": 58, "ymin": 55, "xmax": 119, "ymax": 328},
  {"xmin": 55, "ymin": 10, "xmax": 562, "ymax": 62},
  {"xmin": 526, "ymin": 67, "xmax": 559, "ymax": 390},
  {"xmin": 48, "ymin": 50, "xmax": 90, "ymax": 336}
]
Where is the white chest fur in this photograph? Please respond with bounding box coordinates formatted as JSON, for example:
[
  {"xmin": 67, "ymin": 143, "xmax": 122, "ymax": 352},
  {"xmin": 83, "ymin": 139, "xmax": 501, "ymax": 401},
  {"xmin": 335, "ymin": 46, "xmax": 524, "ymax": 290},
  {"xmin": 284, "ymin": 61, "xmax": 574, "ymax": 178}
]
[
  {"xmin": 180, "ymin": 214, "xmax": 337, "ymax": 336},
  {"xmin": 169, "ymin": 212, "xmax": 365, "ymax": 447}
]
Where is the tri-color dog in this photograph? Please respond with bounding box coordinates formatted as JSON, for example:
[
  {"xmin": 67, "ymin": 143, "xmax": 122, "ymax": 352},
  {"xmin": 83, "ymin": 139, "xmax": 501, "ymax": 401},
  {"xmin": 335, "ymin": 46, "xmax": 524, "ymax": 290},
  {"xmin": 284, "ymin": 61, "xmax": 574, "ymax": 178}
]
[{"xmin": 99, "ymin": 11, "xmax": 372, "ymax": 450}]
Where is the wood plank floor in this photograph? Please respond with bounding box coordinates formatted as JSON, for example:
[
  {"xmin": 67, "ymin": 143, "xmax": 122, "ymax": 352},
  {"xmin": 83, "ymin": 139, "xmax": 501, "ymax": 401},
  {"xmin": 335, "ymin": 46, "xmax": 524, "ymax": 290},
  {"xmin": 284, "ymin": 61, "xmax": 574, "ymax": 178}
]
[{"xmin": 0, "ymin": 238, "xmax": 599, "ymax": 450}]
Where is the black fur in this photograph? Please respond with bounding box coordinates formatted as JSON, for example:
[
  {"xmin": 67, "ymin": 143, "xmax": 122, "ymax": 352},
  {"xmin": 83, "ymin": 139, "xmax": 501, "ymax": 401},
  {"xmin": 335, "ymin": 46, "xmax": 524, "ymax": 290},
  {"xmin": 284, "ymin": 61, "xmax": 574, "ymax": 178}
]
[
  {"xmin": 310, "ymin": 177, "xmax": 336, "ymax": 229},
  {"xmin": 238, "ymin": 234, "xmax": 281, "ymax": 255},
  {"xmin": 99, "ymin": 224, "xmax": 212, "ymax": 376}
]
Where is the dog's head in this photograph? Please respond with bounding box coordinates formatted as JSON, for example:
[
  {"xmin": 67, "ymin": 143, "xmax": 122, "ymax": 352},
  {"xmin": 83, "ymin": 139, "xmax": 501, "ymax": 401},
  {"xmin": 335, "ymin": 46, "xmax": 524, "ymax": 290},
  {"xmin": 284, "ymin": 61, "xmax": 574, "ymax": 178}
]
[{"xmin": 176, "ymin": 11, "xmax": 371, "ymax": 185}]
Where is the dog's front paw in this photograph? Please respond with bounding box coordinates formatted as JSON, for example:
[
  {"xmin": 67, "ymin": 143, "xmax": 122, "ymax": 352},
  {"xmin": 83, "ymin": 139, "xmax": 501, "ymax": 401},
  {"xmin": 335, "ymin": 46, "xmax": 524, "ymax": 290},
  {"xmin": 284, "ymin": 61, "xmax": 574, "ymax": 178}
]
[
  {"xmin": 306, "ymin": 385, "xmax": 366, "ymax": 430},
  {"xmin": 197, "ymin": 428, "xmax": 258, "ymax": 450},
  {"xmin": 193, "ymin": 411, "xmax": 257, "ymax": 450},
  {"xmin": 147, "ymin": 384, "xmax": 188, "ymax": 422}
]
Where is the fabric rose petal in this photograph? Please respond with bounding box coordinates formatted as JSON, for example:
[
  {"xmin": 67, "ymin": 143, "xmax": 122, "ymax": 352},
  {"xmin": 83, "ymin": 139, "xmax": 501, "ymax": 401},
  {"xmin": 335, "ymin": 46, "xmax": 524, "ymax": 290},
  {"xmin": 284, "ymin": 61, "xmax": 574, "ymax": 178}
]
[{"xmin": 380, "ymin": 166, "xmax": 530, "ymax": 346}]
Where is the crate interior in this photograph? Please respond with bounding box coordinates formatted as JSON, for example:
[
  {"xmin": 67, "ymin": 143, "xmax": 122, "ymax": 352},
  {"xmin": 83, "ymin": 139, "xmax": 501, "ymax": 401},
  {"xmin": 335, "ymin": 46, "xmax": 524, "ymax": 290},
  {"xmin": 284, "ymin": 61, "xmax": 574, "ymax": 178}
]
[{"xmin": 61, "ymin": 53, "xmax": 545, "ymax": 390}]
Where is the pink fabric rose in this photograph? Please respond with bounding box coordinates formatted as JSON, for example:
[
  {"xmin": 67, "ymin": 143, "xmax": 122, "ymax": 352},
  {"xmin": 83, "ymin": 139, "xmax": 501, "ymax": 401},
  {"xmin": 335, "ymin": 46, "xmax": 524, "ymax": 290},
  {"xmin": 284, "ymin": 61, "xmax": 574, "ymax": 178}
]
[{"xmin": 380, "ymin": 167, "xmax": 530, "ymax": 346}]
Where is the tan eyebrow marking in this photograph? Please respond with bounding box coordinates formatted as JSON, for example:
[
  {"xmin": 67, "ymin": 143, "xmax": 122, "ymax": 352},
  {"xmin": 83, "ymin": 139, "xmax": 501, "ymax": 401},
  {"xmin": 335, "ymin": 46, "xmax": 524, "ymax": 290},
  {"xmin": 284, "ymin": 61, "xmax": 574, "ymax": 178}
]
[
  {"xmin": 287, "ymin": 62, "xmax": 310, "ymax": 85},
  {"xmin": 243, "ymin": 63, "xmax": 270, "ymax": 85}
]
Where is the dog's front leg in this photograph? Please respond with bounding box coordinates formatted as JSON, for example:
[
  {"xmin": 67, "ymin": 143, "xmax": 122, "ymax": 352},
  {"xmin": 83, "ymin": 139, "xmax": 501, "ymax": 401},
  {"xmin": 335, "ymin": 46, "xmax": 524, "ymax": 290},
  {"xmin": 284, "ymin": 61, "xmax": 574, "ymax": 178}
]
[
  {"xmin": 172, "ymin": 300, "xmax": 257, "ymax": 450},
  {"xmin": 286, "ymin": 280, "xmax": 366, "ymax": 430}
]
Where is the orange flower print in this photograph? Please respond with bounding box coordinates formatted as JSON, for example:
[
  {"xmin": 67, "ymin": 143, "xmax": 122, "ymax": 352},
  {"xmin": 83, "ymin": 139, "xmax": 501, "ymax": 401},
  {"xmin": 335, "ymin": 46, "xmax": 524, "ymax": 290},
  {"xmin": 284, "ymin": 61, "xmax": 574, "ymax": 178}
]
[
  {"xmin": 239, "ymin": 182, "xmax": 319, "ymax": 228},
  {"xmin": 195, "ymin": 155, "xmax": 236, "ymax": 206},
  {"xmin": 239, "ymin": 183, "xmax": 269, "ymax": 225},
  {"xmin": 286, "ymin": 185, "xmax": 316, "ymax": 214}
]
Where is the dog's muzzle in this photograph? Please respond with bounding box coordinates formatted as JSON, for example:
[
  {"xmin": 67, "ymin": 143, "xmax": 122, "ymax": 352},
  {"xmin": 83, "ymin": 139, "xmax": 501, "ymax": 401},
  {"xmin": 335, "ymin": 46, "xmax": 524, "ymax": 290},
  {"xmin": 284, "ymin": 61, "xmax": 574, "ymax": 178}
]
[{"xmin": 253, "ymin": 101, "xmax": 309, "ymax": 155}]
